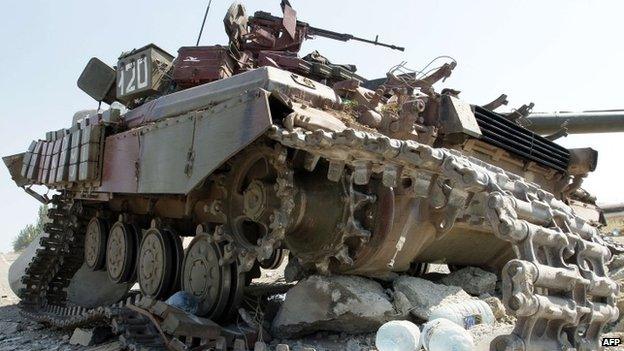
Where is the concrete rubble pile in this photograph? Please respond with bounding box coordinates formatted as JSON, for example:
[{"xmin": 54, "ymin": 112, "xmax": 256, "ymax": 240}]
[
  {"xmin": 4, "ymin": 258, "xmax": 624, "ymax": 350},
  {"xmin": 268, "ymin": 266, "xmax": 511, "ymax": 350},
  {"xmin": 38, "ymin": 265, "xmax": 517, "ymax": 350}
]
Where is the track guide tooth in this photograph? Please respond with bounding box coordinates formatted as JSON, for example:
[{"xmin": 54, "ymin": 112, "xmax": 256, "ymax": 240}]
[
  {"xmin": 304, "ymin": 152, "xmax": 320, "ymax": 171},
  {"xmin": 382, "ymin": 164, "xmax": 402, "ymax": 187},
  {"xmin": 353, "ymin": 161, "xmax": 372, "ymax": 185},
  {"xmin": 327, "ymin": 160, "xmax": 345, "ymax": 182}
]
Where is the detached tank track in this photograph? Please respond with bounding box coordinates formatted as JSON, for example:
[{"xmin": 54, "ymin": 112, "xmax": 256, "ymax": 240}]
[
  {"xmin": 20, "ymin": 193, "xmax": 87, "ymax": 308},
  {"xmin": 268, "ymin": 126, "xmax": 619, "ymax": 351},
  {"xmin": 21, "ymin": 294, "xmax": 166, "ymax": 350},
  {"xmin": 18, "ymin": 194, "xmax": 165, "ymax": 350}
]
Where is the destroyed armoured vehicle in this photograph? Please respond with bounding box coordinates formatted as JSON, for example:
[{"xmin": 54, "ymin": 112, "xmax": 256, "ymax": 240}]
[{"xmin": 4, "ymin": 2, "xmax": 621, "ymax": 350}]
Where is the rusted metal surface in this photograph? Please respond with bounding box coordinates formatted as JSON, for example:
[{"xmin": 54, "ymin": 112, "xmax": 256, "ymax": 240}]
[
  {"xmin": 123, "ymin": 66, "xmax": 339, "ymax": 128},
  {"xmin": 99, "ymin": 129, "xmax": 140, "ymax": 193},
  {"xmin": 173, "ymin": 46, "xmax": 234, "ymax": 87}
]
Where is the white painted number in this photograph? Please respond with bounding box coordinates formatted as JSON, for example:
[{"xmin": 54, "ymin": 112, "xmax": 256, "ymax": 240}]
[
  {"xmin": 118, "ymin": 56, "xmax": 150, "ymax": 97},
  {"xmin": 137, "ymin": 57, "xmax": 148, "ymax": 89},
  {"xmin": 125, "ymin": 61, "xmax": 136, "ymax": 94}
]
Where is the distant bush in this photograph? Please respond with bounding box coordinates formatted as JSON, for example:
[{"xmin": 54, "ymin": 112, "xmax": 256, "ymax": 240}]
[{"xmin": 13, "ymin": 205, "xmax": 48, "ymax": 252}]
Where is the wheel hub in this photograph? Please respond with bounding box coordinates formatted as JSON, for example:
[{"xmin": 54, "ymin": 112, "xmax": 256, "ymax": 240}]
[
  {"xmin": 107, "ymin": 228, "xmax": 125, "ymax": 278},
  {"xmin": 84, "ymin": 217, "xmax": 108, "ymax": 270},
  {"xmin": 137, "ymin": 227, "xmax": 179, "ymax": 299},
  {"xmin": 188, "ymin": 258, "xmax": 210, "ymax": 294},
  {"xmin": 243, "ymin": 180, "xmax": 272, "ymax": 221},
  {"xmin": 181, "ymin": 227, "xmax": 248, "ymax": 322},
  {"xmin": 182, "ymin": 233, "xmax": 226, "ymax": 317},
  {"xmin": 139, "ymin": 235, "xmax": 162, "ymax": 292}
]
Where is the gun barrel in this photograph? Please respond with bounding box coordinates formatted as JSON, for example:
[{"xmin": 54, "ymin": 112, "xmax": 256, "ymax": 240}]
[
  {"xmin": 308, "ymin": 26, "xmax": 405, "ymax": 51},
  {"xmin": 526, "ymin": 111, "xmax": 624, "ymax": 134}
]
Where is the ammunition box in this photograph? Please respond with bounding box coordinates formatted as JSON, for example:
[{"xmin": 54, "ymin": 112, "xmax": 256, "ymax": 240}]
[
  {"xmin": 102, "ymin": 109, "xmax": 121, "ymax": 124},
  {"xmin": 68, "ymin": 164, "xmax": 78, "ymax": 182},
  {"xmin": 49, "ymin": 167, "xmax": 57, "ymax": 184},
  {"xmin": 20, "ymin": 152, "xmax": 32, "ymax": 178},
  {"xmin": 79, "ymin": 143, "xmax": 100, "ymax": 163},
  {"xmin": 55, "ymin": 164, "xmax": 68, "ymax": 183},
  {"xmin": 78, "ymin": 161, "xmax": 99, "ymax": 181},
  {"xmin": 55, "ymin": 129, "xmax": 67, "ymax": 140},
  {"xmin": 81, "ymin": 125, "xmax": 103, "ymax": 144},
  {"xmin": 69, "ymin": 146, "xmax": 80, "ymax": 164},
  {"xmin": 71, "ymin": 129, "xmax": 82, "ymax": 148},
  {"xmin": 173, "ymin": 46, "xmax": 234, "ymax": 88}
]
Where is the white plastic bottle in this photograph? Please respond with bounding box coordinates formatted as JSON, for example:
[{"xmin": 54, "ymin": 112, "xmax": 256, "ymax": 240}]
[
  {"xmin": 375, "ymin": 320, "xmax": 421, "ymax": 351},
  {"xmin": 428, "ymin": 300, "xmax": 495, "ymax": 329},
  {"xmin": 421, "ymin": 318, "xmax": 475, "ymax": 351}
]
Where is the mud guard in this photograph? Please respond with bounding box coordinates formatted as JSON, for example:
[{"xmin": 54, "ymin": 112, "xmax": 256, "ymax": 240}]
[{"xmin": 99, "ymin": 88, "xmax": 273, "ymax": 194}]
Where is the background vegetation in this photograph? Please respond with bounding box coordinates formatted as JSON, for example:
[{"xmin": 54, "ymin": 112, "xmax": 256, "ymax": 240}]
[{"xmin": 12, "ymin": 205, "xmax": 47, "ymax": 252}]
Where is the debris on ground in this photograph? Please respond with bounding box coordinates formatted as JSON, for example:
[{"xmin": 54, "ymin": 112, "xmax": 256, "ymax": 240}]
[
  {"xmin": 471, "ymin": 322, "xmax": 515, "ymax": 349},
  {"xmin": 69, "ymin": 327, "xmax": 113, "ymax": 346},
  {"xmin": 271, "ymin": 275, "xmax": 397, "ymax": 337},
  {"xmin": 439, "ymin": 267, "xmax": 497, "ymax": 296},
  {"xmin": 2, "ymin": 260, "xmax": 616, "ymax": 351},
  {"xmin": 481, "ymin": 296, "xmax": 509, "ymax": 322},
  {"xmin": 392, "ymin": 276, "xmax": 473, "ymax": 321}
]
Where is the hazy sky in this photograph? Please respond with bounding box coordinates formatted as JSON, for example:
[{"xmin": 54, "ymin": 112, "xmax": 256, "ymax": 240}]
[{"xmin": 1, "ymin": 0, "xmax": 623, "ymax": 252}]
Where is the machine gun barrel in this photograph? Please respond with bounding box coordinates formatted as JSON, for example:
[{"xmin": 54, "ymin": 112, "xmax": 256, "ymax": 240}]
[
  {"xmin": 526, "ymin": 110, "xmax": 624, "ymax": 134},
  {"xmin": 250, "ymin": 11, "xmax": 404, "ymax": 51},
  {"xmin": 307, "ymin": 26, "xmax": 405, "ymax": 51}
]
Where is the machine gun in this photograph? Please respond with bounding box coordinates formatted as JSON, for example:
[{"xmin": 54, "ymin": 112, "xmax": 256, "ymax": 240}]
[{"xmin": 225, "ymin": 1, "xmax": 404, "ymax": 53}]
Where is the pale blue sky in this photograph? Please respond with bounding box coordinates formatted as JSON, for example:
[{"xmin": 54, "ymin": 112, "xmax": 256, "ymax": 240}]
[{"xmin": 1, "ymin": 0, "xmax": 623, "ymax": 252}]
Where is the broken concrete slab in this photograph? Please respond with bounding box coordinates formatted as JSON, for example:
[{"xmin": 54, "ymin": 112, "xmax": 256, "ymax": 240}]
[
  {"xmin": 393, "ymin": 275, "xmax": 472, "ymax": 321},
  {"xmin": 69, "ymin": 326, "xmax": 112, "ymax": 346},
  {"xmin": 439, "ymin": 267, "xmax": 497, "ymax": 296},
  {"xmin": 272, "ymin": 275, "xmax": 396, "ymax": 338},
  {"xmin": 392, "ymin": 290, "xmax": 412, "ymax": 317}
]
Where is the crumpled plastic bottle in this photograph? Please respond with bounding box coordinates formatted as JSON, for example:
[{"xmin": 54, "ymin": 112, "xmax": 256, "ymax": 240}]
[
  {"xmin": 428, "ymin": 299, "xmax": 495, "ymax": 329},
  {"xmin": 375, "ymin": 320, "xmax": 421, "ymax": 351},
  {"xmin": 421, "ymin": 318, "xmax": 474, "ymax": 351}
]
